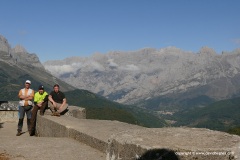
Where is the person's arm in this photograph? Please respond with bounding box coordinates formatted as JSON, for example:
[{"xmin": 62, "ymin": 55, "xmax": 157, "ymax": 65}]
[
  {"xmin": 19, "ymin": 90, "xmax": 34, "ymax": 100},
  {"xmin": 24, "ymin": 95, "xmax": 33, "ymax": 101},
  {"xmin": 48, "ymin": 94, "xmax": 56, "ymax": 107},
  {"xmin": 60, "ymin": 98, "xmax": 67, "ymax": 108},
  {"xmin": 25, "ymin": 90, "xmax": 34, "ymax": 101},
  {"xmin": 43, "ymin": 93, "xmax": 49, "ymax": 102},
  {"xmin": 18, "ymin": 90, "xmax": 25, "ymax": 100}
]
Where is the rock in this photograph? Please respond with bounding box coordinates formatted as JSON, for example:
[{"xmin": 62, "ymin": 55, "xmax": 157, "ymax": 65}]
[
  {"xmin": 0, "ymin": 34, "xmax": 45, "ymax": 69},
  {"xmin": 11, "ymin": 45, "xmax": 44, "ymax": 69},
  {"xmin": 107, "ymin": 127, "xmax": 240, "ymax": 160},
  {"xmin": 11, "ymin": 45, "xmax": 28, "ymax": 53},
  {"xmin": 0, "ymin": 35, "xmax": 10, "ymax": 53},
  {"xmin": 0, "ymin": 101, "xmax": 18, "ymax": 110},
  {"xmin": 43, "ymin": 47, "xmax": 240, "ymax": 105}
]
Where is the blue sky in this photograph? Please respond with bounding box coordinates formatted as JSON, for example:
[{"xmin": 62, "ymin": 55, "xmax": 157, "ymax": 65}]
[{"xmin": 0, "ymin": 0, "xmax": 239, "ymax": 62}]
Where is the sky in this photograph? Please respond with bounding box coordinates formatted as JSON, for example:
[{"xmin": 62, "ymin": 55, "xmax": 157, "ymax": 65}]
[{"xmin": 0, "ymin": 0, "xmax": 240, "ymax": 62}]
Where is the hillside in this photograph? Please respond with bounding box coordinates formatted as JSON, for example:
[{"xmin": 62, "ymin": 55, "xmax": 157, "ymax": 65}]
[
  {"xmin": 65, "ymin": 89, "xmax": 167, "ymax": 127},
  {"xmin": 171, "ymin": 97, "xmax": 240, "ymax": 131},
  {"xmin": 0, "ymin": 51, "xmax": 75, "ymax": 100},
  {"xmin": 227, "ymin": 127, "xmax": 240, "ymax": 136}
]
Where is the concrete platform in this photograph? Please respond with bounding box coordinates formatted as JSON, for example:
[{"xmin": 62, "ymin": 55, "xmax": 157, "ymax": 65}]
[
  {"xmin": 0, "ymin": 122, "xmax": 105, "ymax": 160},
  {"xmin": 36, "ymin": 115, "xmax": 240, "ymax": 160},
  {"xmin": 2, "ymin": 108, "xmax": 240, "ymax": 160},
  {"xmin": 36, "ymin": 114, "xmax": 144, "ymax": 153},
  {"xmin": 107, "ymin": 127, "xmax": 240, "ymax": 160}
]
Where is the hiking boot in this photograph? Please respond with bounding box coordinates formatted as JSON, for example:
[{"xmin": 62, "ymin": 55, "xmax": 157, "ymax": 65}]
[
  {"xmin": 16, "ymin": 131, "xmax": 21, "ymax": 136},
  {"xmin": 51, "ymin": 112, "xmax": 60, "ymax": 117},
  {"xmin": 54, "ymin": 112, "xmax": 60, "ymax": 117},
  {"xmin": 29, "ymin": 131, "xmax": 35, "ymax": 136}
]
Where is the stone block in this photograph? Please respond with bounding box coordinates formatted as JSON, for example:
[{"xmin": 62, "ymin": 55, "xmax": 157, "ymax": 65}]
[
  {"xmin": 69, "ymin": 128, "xmax": 108, "ymax": 153},
  {"xmin": 36, "ymin": 111, "xmax": 240, "ymax": 160},
  {"xmin": 65, "ymin": 106, "xmax": 86, "ymax": 119},
  {"xmin": 36, "ymin": 114, "xmax": 143, "ymax": 153},
  {"xmin": 106, "ymin": 128, "xmax": 240, "ymax": 160},
  {"xmin": 36, "ymin": 115, "xmax": 69, "ymax": 137}
]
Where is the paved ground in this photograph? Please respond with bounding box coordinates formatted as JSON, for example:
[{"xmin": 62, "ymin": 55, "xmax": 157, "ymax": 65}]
[{"xmin": 0, "ymin": 122, "xmax": 105, "ymax": 160}]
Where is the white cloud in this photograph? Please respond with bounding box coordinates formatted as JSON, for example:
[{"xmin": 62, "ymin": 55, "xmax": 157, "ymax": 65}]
[
  {"xmin": 46, "ymin": 65, "xmax": 71, "ymax": 75},
  {"xmin": 107, "ymin": 59, "xmax": 118, "ymax": 68},
  {"xmin": 83, "ymin": 60, "xmax": 105, "ymax": 71},
  {"xmin": 121, "ymin": 64, "xmax": 139, "ymax": 71},
  {"xmin": 45, "ymin": 60, "xmax": 105, "ymax": 76},
  {"xmin": 45, "ymin": 63, "xmax": 82, "ymax": 76}
]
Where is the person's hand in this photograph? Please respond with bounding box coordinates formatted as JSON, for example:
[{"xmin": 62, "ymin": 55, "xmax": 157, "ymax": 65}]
[{"xmin": 37, "ymin": 102, "xmax": 42, "ymax": 107}]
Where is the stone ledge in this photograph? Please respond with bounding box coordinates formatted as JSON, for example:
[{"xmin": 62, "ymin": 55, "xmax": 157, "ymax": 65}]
[
  {"xmin": 65, "ymin": 106, "xmax": 86, "ymax": 119},
  {"xmin": 36, "ymin": 114, "xmax": 143, "ymax": 153},
  {"xmin": 107, "ymin": 128, "xmax": 240, "ymax": 160},
  {"xmin": 36, "ymin": 114, "xmax": 240, "ymax": 160},
  {"xmin": 0, "ymin": 105, "xmax": 86, "ymax": 123}
]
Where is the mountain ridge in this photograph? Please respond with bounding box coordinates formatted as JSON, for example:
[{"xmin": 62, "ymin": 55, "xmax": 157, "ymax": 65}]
[{"xmin": 43, "ymin": 46, "xmax": 240, "ymax": 110}]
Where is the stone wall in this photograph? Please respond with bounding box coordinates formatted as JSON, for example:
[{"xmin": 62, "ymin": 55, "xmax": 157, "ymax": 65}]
[
  {"xmin": 0, "ymin": 111, "xmax": 18, "ymax": 122},
  {"xmin": 0, "ymin": 101, "xmax": 19, "ymax": 123},
  {"xmin": 0, "ymin": 103, "xmax": 86, "ymax": 123},
  {"xmin": 107, "ymin": 128, "xmax": 240, "ymax": 160},
  {"xmin": 65, "ymin": 106, "xmax": 86, "ymax": 119},
  {"xmin": 36, "ymin": 112, "xmax": 240, "ymax": 160}
]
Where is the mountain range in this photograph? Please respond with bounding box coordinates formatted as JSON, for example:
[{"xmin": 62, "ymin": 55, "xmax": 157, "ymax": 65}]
[{"xmin": 43, "ymin": 47, "xmax": 240, "ymax": 112}]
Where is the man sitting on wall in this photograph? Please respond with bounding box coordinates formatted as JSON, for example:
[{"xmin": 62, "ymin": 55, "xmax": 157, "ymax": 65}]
[
  {"xmin": 29, "ymin": 84, "xmax": 48, "ymax": 136},
  {"xmin": 48, "ymin": 84, "xmax": 68, "ymax": 116}
]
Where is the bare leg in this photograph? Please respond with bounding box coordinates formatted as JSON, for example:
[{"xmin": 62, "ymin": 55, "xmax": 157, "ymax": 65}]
[
  {"xmin": 57, "ymin": 103, "xmax": 68, "ymax": 114},
  {"xmin": 48, "ymin": 101, "xmax": 56, "ymax": 113}
]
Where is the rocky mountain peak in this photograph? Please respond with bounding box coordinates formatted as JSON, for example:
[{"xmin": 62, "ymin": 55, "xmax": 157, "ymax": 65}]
[
  {"xmin": 198, "ymin": 46, "xmax": 217, "ymax": 56},
  {"xmin": 0, "ymin": 34, "xmax": 44, "ymax": 70},
  {"xmin": 0, "ymin": 35, "xmax": 11, "ymax": 53},
  {"xmin": 12, "ymin": 45, "xmax": 27, "ymax": 53}
]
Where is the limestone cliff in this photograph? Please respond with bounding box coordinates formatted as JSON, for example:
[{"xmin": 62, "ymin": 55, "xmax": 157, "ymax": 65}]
[
  {"xmin": 43, "ymin": 47, "xmax": 240, "ymax": 107},
  {"xmin": 0, "ymin": 35, "xmax": 44, "ymax": 70}
]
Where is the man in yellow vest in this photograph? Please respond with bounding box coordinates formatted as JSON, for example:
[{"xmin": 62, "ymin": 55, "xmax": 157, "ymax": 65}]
[
  {"xmin": 17, "ymin": 80, "xmax": 34, "ymax": 136},
  {"xmin": 29, "ymin": 84, "xmax": 48, "ymax": 136}
]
